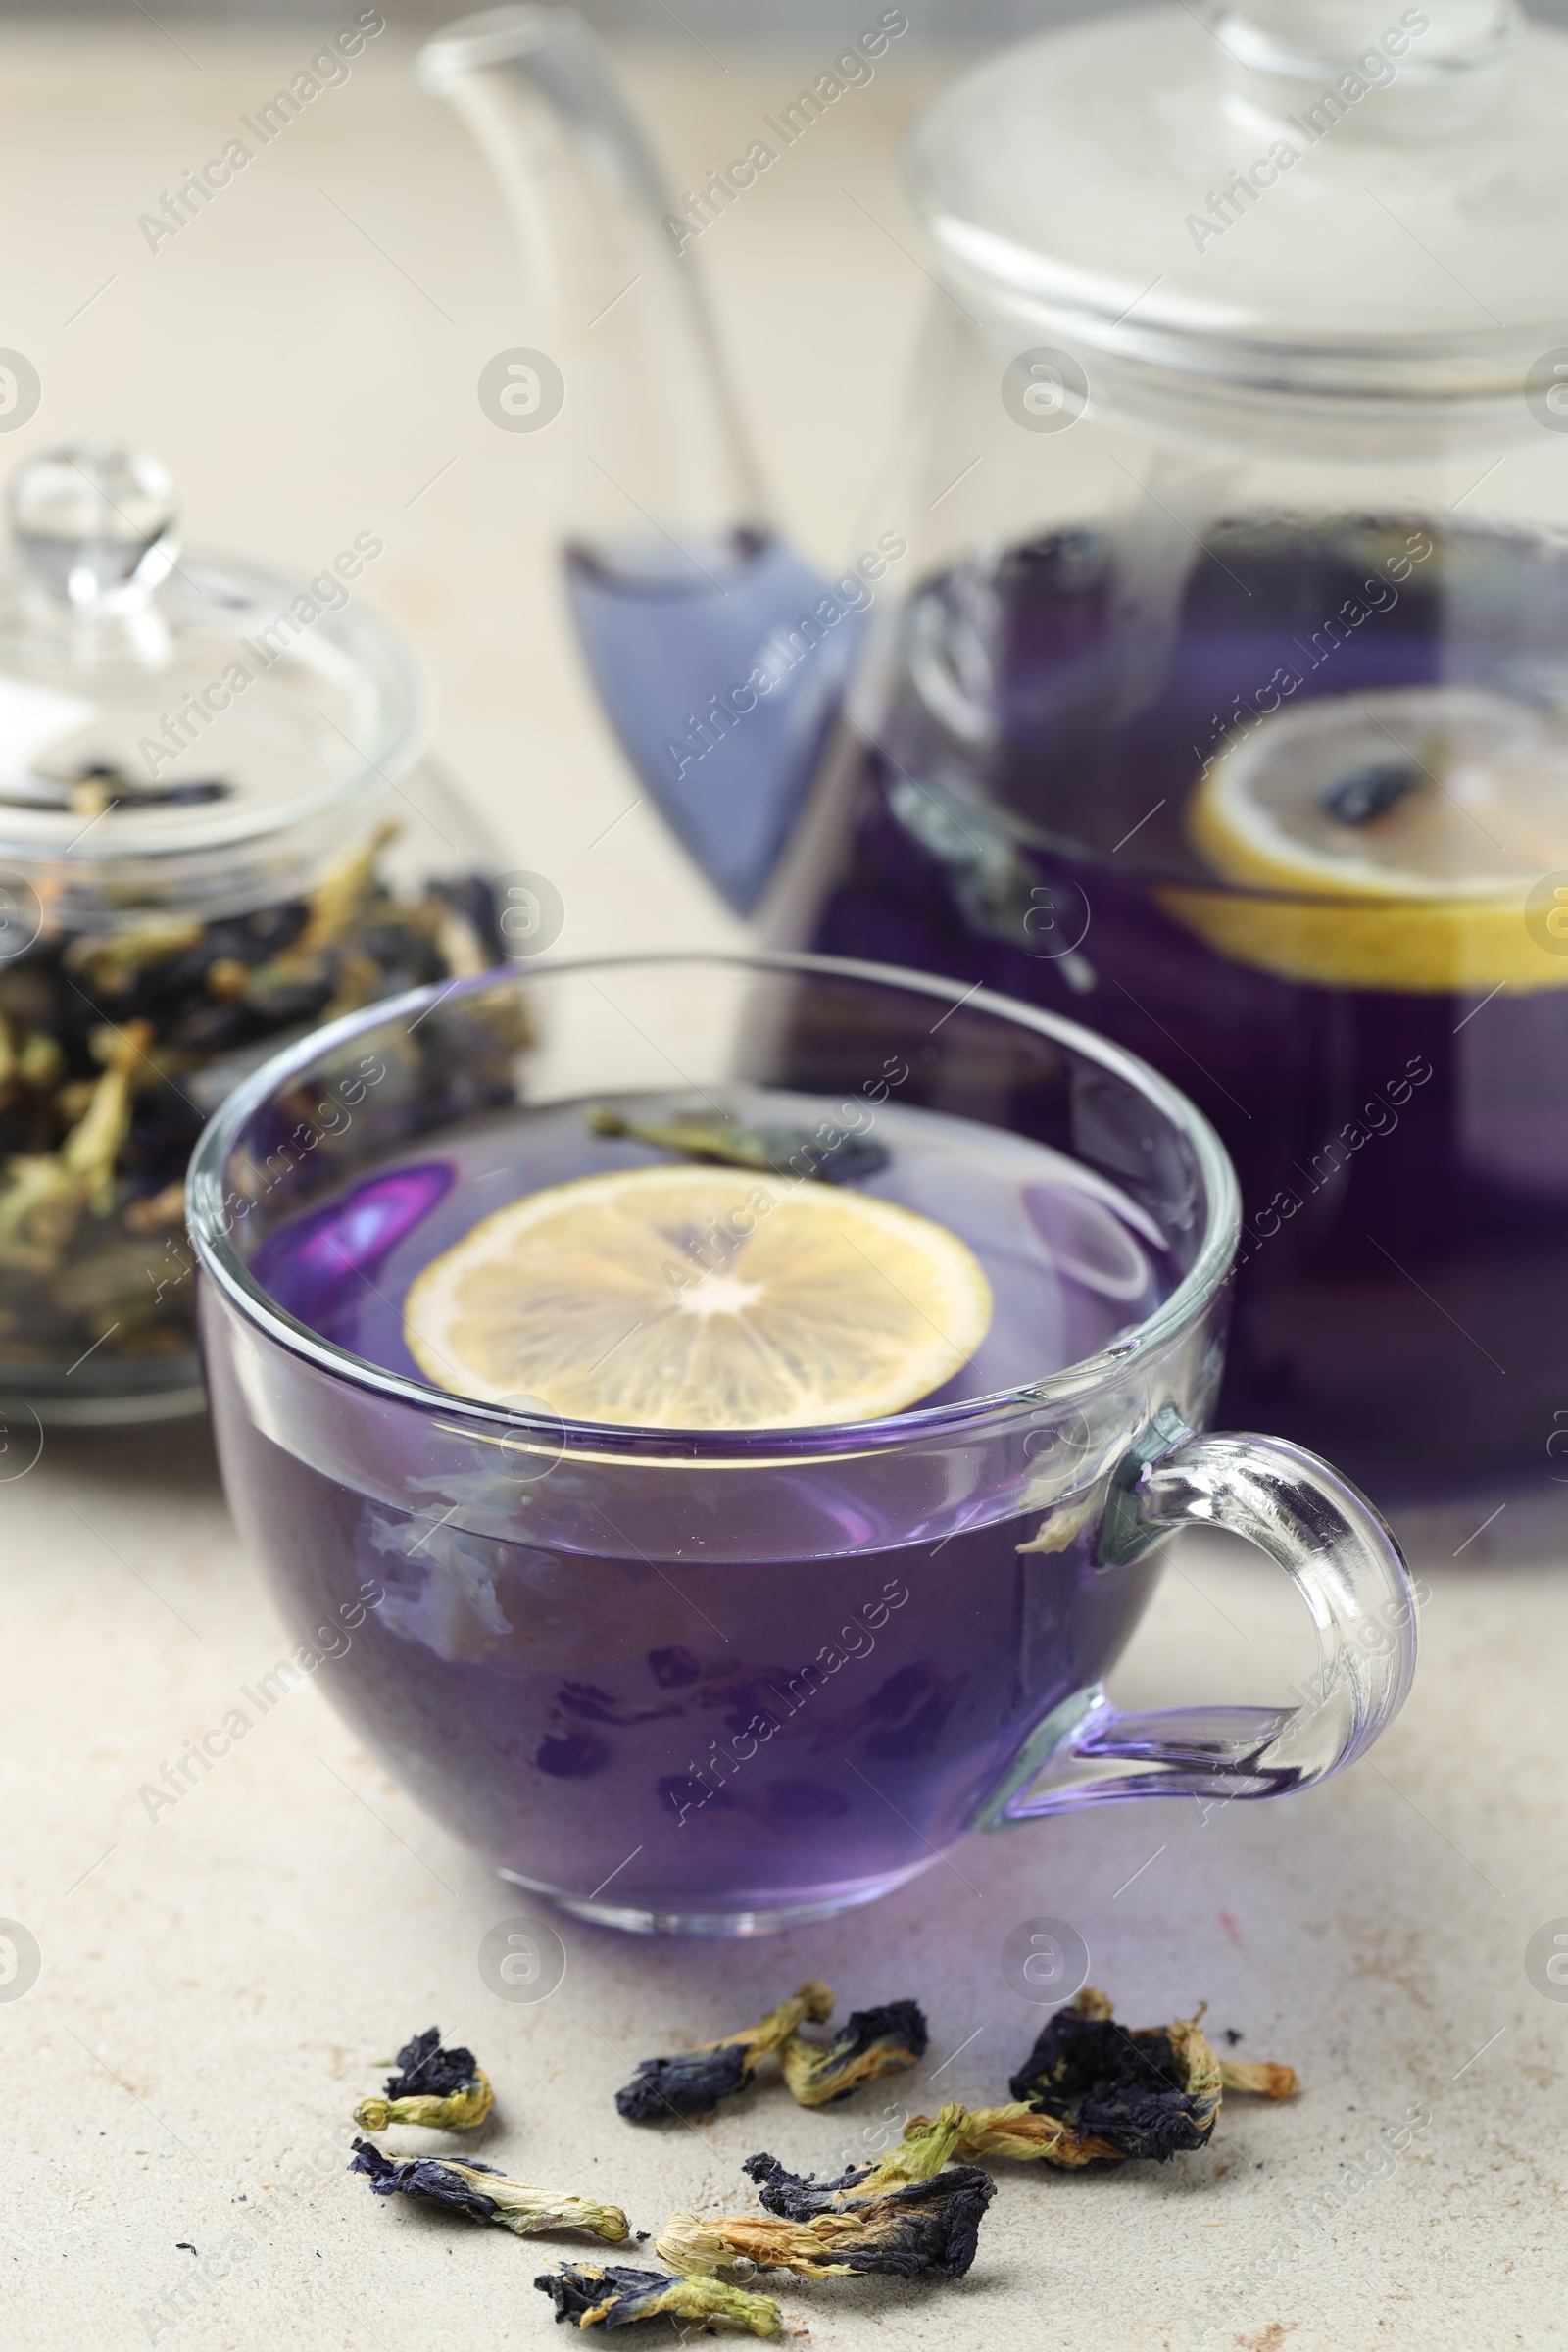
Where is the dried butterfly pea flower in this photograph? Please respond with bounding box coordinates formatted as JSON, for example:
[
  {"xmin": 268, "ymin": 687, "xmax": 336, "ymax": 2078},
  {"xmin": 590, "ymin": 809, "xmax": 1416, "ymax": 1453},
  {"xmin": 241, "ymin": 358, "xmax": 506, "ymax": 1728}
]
[
  {"xmin": 62, "ymin": 1022, "xmax": 155, "ymax": 1217},
  {"xmin": 39, "ymin": 760, "xmax": 228, "ymax": 819},
  {"xmin": 855, "ymin": 2099, "xmax": 967, "ymax": 2186},
  {"xmin": 0, "ymin": 1019, "xmax": 156, "ymax": 1271},
  {"xmin": 0, "ymin": 825, "xmax": 506, "ymax": 1377},
  {"xmin": 742, "ymin": 2150, "xmax": 872, "ymax": 2221},
  {"xmin": 891, "ymin": 2101, "xmax": 1124, "ymax": 2171},
  {"xmin": 63, "ymin": 919, "xmax": 206, "ymax": 995},
  {"xmin": 742, "ymin": 2112, "xmax": 990, "ymax": 2216},
  {"xmin": 0, "ymin": 1155, "xmax": 84, "ymax": 1274},
  {"xmin": 534, "ymin": 2262, "xmax": 781, "ymax": 2336},
  {"xmin": 657, "ymin": 2163, "xmax": 995, "ymax": 2281},
  {"xmin": 656, "ymin": 2212, "xmax": 849, "ymax": 2278},
  {"xmin": 122, "ymin": 1180, "xmax": 186, "ymax": 1235},
  {"xmin": 422, "ymin": 883, "xmax": 495, "ymax": 979},
  {"xmin": 1007, "ymin": 1986, "xmax": 1223, "ymax": 2162},
  {"xmin": 822, "ymin": 2168, "xmax": 997, "ymax": 2282},
  {"xmin": 18, "ymin": 1034, "xmax": 63, "ymax": 1092},
  {"xmin": 1219, "ymin": 2059, "xmax": 1298, "ymax": 2100},
  {"xmin": 614, "ymin": 1981, "xmax": 833, "ymax": 2121},
  {"xmin": 0, "ymin": 1018, "xmax": 63, "ymax": 1095},
  {"xmin": 777, "ymin": 1998, "xmax": 929, "ymax": 2107},
  {"xmin": 353, "ymin": 2026, "xmax": 495, "ymax": 2131},
  {"xmin": 233, "ymin": 831, "xmax": 441, "ymax": 1027},
  {"xmin": 873, "ymin": 2042, "xmax": 1294, "ymax": 2188},
  {"xmin": 51, "ymin": 1237, "xmax": 181, "ymax": 1323},
  {"xmin": 587, "ymin": 1105, "xmax": 890, "ymax": 1185},
  {"xmin": 960, "ymin": 2102, "xmax": 1124, "ymax": 2168},
  {"xmin": 349, "ymin": 2137, "xmax": 626, "ymax": 2240},
  {"xmin": 295, "ymin": 822, "xmax": 400, "ymax": 957},
  {"xmin": 830, "ymin": 2098, "xmax": 1110, "ymax": 2184}
]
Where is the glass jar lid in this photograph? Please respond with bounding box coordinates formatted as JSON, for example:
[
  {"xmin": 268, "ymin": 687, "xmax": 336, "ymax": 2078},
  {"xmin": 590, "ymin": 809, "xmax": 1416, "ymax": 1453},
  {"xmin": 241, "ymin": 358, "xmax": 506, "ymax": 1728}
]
[
  {"xmin": 0, "ymin": 444, "xmax": 428, "ymax": 916},
  {"xmin": 908, "ymin": 0, "xmax": 1568, "ymax": 394}
]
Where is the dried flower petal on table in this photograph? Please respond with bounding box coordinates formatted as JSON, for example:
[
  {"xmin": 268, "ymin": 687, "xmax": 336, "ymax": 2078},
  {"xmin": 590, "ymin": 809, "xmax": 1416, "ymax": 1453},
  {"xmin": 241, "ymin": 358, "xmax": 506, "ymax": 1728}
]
[
  {"xmin": 353, "ymin": 2026, "xmax": 495, "ymax": 2131},
  {"xmin": 817, "ymin": 2098, "xmax": 1116, "ymax": 2182},
  {"xmin": 742, "ymin": 2126, "xmax": 994, "ymax": 2275},
  {"xmin": 1007, "ymin": 1986, "xmax": 1223, "ymax": 2162},
  {"xmin": 587, "ymin": 1105, "xmax": 890, "ymax": 1185},
  {"xmin": 878, "ymin": 2055, "xmax": 1295, "ymax": 2180},
  {"xmin": 841, "ymin": 2100, "xmax": 968, "ymax": 2191},
  {"xmin": 941, "ymin": 2101, "xmax": 1123, "ymax": 2168},
  {"xmin": 534, "ymin": 2262, "xmax": 782, "ymax": 2336},
  {"xmin": 778, "ymin": 1998, "xmax": 928, "ymax": 2108},
  {"xmin": 348, "ymin": 2138, "xmax": 626, "ymax": 2239},
  {"xmin": 657, "ymin": 2163, "xmax": 995, "ymax": 2281},
  {"xmin": 614, "ymin": 1982, "xmax": 832, "ymax": 2121},
  {"xmin": 744, "ymin": 2105, "xmax": 999, "ymax": 2217},
  {"xmin": 743, "ymin": 2151, "xmax": 875, "ymax": 2221},
  {"xmin": 1218, "ymin": 2058, "xmax": 1298, "ymax": 2099}
]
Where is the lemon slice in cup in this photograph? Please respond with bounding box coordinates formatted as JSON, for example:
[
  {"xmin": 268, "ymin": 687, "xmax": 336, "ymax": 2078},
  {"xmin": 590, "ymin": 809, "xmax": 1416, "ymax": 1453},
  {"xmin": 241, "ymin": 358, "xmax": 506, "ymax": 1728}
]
[
  {"xmin": 403, "ymin": 1163, "xmax": 994, "ymax": 1431},
  {"xmin": 1168, "ymin": 686, "xmax": 1568, "ymax": 992}
]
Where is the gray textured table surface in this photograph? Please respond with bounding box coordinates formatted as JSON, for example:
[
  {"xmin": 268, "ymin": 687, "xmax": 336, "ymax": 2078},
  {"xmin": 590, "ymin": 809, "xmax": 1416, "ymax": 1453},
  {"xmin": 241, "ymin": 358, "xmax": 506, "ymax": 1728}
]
[{"xmin": 1, "ymin": 24, "xmax": 1565, "ymax": 2352}]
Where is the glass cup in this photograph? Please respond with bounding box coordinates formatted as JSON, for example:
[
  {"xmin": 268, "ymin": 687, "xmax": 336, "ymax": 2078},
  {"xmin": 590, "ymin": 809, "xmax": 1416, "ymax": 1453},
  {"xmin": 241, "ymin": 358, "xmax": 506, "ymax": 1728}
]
[{"xmin": 188, "ymin": 952, "xmax": 1417, "ymax": 1936}]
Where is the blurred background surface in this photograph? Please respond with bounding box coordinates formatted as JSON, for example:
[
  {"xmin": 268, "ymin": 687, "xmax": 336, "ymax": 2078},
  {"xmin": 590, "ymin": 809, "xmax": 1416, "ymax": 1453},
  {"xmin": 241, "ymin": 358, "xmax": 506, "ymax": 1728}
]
[
  {"xmin": 10, "ymin": 0, "xmax": 1568, "ymax": 28},
  {"xmin": 0, "ymin": 8, "xmax": 976, "ymax": 964},
  {"xmin": 0, "ymin": 0, "xmax": 1114, "ymax": 26}
]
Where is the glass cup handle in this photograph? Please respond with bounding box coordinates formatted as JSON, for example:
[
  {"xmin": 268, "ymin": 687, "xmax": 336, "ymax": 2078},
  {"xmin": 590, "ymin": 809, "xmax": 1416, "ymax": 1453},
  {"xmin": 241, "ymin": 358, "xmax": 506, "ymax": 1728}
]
[{"xmin": 980, "ymin": 1419, "xmax": 1417, "ymax": 1828}]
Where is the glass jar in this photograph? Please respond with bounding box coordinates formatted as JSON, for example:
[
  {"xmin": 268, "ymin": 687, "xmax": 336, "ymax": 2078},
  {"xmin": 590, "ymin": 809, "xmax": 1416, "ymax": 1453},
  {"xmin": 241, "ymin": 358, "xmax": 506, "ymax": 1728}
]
[{"xmin": 0, "ymin": 443, "xmax": 506, "ymax": 1423}]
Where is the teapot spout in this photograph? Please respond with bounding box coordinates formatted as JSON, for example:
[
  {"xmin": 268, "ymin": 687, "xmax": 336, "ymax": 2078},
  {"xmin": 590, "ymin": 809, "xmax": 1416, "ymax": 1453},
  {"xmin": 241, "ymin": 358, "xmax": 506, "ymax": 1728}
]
[
  {"xmin": 420, "ymin": 9, "xmax": 852, "ymax": 913},
  {"xmin": 564, "ymin": 532, "xmax": 858, "ymax": 917}
]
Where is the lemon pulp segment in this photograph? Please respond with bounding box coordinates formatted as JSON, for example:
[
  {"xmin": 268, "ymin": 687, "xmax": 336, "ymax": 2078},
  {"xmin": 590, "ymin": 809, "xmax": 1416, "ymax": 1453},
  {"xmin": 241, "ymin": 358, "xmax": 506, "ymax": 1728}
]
[
  {"xmin": 1174, "ymin": 686, "xmax": 1568, "ymax": 991},
  {"xmin": 402, "ymin": 1163, "xmax": 994, "ymax": 1431}
]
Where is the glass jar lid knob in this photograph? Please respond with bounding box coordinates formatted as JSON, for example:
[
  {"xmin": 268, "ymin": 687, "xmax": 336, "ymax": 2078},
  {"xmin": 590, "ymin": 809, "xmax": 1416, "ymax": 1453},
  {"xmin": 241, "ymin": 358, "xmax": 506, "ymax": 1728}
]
[
  {"xmin": 1212, "ymin": 0, "xmax": 1517, "ymax": 62},
  {"xmin": 9, "ymin": 443, "xmax": 180, "ymax": 614},
  {"xmin": 1211, "ymin": 0, "xmax": 1522, "ymax": 128}
]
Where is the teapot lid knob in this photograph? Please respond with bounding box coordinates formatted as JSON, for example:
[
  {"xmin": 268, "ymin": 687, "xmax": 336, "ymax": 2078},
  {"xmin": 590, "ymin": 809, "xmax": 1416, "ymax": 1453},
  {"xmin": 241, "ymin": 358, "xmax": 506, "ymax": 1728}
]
[{"xmin": 8, "ymin": 443, "xmax": 180, "ymax": 612}]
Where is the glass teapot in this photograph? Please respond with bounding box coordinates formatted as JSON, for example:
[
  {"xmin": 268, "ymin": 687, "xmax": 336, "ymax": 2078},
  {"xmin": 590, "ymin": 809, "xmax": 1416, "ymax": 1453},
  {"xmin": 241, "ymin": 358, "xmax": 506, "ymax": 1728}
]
[{"xmin": 424, "ymin": 0, "xmax": 1568, "ymax": 1498}]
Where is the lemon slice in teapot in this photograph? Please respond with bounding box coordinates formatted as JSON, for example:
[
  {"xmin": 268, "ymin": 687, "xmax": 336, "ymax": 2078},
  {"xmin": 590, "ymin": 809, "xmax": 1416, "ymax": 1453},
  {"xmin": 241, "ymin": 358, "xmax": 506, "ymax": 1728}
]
[
  {"xmin": 403, "ymin": 1163, "xmax": 993, "ymax": 1431},
  {"xmin": 1168, "ymin": 687, "xmax": 1568, "ymax": 992}
]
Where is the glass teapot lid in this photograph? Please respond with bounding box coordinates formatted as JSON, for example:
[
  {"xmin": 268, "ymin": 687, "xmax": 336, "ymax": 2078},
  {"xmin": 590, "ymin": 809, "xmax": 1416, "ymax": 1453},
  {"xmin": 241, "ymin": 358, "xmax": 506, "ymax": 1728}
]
[
  {"xmin": 909, "ymin": 0, "xmax": 1568, "ymax": 392},
  {"xmin": 0, "ymin": 444, "xmax": 426, "ymax": 872}
]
